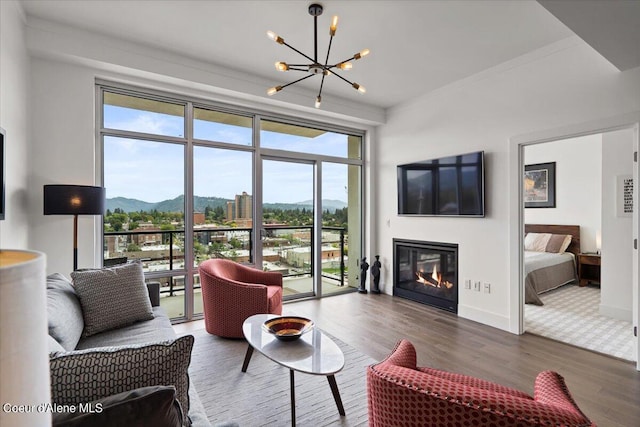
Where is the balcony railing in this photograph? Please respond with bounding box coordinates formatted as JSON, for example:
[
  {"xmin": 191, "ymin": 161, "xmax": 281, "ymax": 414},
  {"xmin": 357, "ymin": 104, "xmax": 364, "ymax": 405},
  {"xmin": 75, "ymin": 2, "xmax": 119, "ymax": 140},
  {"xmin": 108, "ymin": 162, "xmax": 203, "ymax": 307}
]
[{"xmin": 104, "ymin": 225, "xmax": 348, "ymax": 298}]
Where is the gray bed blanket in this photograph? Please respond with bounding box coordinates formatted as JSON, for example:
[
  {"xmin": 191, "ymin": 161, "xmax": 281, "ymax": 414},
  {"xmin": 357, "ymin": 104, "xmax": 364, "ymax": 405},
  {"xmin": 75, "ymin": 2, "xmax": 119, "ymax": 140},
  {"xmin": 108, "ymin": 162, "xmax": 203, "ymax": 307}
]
[{"xmin": 524, "ymin": 251, "xmax": 577, "ymax": 305}]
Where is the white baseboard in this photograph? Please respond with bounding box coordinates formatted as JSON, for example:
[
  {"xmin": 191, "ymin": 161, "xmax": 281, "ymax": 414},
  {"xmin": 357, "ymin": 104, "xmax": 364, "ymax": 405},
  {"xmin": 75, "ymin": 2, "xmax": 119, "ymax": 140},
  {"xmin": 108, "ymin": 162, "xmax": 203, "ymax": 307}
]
[
  {"xmin": 458, "ymin": 304, "xmax": 511, "ymax": 333},
  {"xmin": 599, "ymin": 304, "xmax": 632, "ymax": 322}
]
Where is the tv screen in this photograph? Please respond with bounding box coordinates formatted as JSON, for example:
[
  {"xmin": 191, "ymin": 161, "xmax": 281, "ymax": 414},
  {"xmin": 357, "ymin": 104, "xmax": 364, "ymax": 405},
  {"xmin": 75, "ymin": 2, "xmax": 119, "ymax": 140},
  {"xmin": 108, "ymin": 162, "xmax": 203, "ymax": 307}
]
[{"xmin": 397, "ymin": 151, "xmax": 485, "ymax": 217}]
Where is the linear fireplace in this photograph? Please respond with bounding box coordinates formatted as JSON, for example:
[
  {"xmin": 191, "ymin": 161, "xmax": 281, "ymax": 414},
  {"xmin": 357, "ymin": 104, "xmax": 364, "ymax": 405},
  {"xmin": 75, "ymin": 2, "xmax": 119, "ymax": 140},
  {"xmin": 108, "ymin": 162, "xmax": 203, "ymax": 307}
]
[{"xmin": 393, "ymin": 239, "xmax": 458, "ymax": 313}]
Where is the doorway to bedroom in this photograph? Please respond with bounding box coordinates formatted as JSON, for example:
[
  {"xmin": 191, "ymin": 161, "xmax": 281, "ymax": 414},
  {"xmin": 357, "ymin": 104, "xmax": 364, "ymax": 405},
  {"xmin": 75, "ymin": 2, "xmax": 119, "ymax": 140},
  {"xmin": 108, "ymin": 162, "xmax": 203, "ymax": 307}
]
[{"xmin": 522, "ymin": 129, "xmax": 636, "ymax": 362}]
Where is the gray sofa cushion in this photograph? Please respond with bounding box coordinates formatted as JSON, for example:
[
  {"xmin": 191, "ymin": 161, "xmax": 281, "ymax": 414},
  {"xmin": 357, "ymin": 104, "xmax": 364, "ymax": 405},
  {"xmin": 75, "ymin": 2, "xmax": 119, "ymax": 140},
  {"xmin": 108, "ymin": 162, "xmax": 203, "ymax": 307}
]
[
  {"xmin": 71, "ymin": 262, "xmax": 154, "ymax": 337},
  {"xmin": 51, "ymin": 385, "xmax": 183, "ymax": 427},
  {"xmin": 76, "ymin": 307, "xmax": 174, "ymax": 350},
  {"xmin": 48, "ymin": 335, "xmax": 66, "ymax": 353},
  {"xmin": 50, "ymin": 335, "xmax": 194, "ymax": 427},
  {"xmin": 47, "ymin": 273, "xmax": 84, "ymax": 351}
]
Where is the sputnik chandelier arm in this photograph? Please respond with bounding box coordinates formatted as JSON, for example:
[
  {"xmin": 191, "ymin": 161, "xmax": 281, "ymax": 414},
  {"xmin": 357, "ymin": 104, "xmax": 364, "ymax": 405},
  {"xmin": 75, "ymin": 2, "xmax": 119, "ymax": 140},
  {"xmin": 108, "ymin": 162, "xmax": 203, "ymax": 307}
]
[{"xmin": 266, "ymin": 3, "xmax": 370, "ymax": 109}]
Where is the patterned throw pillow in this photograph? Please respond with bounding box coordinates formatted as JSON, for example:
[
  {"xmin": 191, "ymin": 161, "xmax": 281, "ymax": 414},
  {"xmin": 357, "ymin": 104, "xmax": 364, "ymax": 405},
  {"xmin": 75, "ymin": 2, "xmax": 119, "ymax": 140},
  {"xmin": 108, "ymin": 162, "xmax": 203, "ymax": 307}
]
[
  {"xmin": 50, "ymin": 335, "xmax": 194, "ymax": 426},
  {"xmin": 71, "ymin": 262, "xmax": 154, "ymax": 337},
  {"xmin": 51, "ymin": 385, "xmax": 183, "ymax": 427}
]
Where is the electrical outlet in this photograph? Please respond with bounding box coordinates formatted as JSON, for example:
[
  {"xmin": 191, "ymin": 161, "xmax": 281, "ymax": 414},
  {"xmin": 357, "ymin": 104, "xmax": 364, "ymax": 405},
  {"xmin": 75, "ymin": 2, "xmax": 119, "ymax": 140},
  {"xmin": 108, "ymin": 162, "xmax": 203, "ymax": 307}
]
[
  {"xmin": 484, "ymin": 282, "xmax": 491, "ymax": 293},
  {"xmin": 474, "ymin": 281, "xmax": 481, "ymax": 291},
  {"xmin": 464, "ymin": 279, "xmax": 471, "ymax": 289}
]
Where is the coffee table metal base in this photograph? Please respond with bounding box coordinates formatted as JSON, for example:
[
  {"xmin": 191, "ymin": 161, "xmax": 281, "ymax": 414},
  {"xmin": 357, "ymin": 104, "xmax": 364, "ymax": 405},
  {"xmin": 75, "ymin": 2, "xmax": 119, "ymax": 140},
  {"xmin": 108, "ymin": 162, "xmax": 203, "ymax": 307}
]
[{"xmin": 241, "ymin": 344, "xmax": 345, "ymax": 427}]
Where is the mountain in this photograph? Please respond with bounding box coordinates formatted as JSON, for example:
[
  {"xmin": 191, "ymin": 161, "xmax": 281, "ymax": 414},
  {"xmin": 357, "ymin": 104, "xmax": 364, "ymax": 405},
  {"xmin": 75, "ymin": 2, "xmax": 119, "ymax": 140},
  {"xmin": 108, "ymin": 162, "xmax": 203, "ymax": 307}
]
[
  {"xmin": 107, "ymin": 195, "xmax": 230, "ymax": 213},
  {"xmin": 106, "ymin": 197, "xmax": 156, "ymax": 213},
  {"xmin": 106, "ymin": 196, "xmax": 348, "ymax": 213}
]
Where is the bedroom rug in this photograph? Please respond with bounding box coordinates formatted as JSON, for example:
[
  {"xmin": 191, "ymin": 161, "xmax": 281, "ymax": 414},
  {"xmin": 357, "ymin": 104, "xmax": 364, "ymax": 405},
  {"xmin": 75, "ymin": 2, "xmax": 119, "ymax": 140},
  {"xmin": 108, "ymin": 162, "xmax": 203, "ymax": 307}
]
[
  {"xmin": 185, "ymin": 328, "xmax": 373, "ymax": 426},
  {"xmin": 525, "ymin": 284, "xmax": 635, "ymax": 362}
]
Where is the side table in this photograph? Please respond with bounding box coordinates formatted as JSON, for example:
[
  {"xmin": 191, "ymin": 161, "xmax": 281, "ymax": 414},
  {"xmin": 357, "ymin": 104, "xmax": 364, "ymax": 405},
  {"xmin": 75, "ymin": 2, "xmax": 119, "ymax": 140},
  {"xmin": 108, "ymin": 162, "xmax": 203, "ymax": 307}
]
[{"xmin": 578, "ymin": 253, "xmax": 601, "ymax": 286}]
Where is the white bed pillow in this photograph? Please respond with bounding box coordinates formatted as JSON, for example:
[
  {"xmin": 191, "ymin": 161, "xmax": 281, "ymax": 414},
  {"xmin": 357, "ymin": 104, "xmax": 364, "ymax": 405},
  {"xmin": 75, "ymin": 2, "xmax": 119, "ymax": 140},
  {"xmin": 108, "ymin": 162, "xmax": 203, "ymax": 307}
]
[{"xmin": 524, "ymin": 233, "xmax": 551, "ymax": 252}]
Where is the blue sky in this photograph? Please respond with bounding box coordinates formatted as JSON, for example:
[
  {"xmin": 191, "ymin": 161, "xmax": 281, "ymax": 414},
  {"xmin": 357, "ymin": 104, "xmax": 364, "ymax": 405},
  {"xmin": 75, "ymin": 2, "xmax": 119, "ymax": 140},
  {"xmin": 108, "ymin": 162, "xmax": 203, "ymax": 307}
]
[{"xmin": 103, "ymin": 105, "xmax": 352, "ymax": 204}]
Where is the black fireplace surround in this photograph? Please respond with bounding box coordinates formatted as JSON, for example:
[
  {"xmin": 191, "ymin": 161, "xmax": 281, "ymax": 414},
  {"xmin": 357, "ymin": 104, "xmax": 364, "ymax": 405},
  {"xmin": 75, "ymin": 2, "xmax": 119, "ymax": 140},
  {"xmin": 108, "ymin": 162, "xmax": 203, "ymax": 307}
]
[{"xmin": 393, "ymin": 239, "xmax": 458, "ymax": 313}]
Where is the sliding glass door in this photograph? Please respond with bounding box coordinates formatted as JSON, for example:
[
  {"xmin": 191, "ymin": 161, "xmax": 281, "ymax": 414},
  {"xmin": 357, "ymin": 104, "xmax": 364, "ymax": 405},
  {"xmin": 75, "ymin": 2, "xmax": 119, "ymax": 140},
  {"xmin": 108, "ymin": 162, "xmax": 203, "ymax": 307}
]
[{"xmin": 261, "ymin": 158, "xmax": 315, "ymax": 298}]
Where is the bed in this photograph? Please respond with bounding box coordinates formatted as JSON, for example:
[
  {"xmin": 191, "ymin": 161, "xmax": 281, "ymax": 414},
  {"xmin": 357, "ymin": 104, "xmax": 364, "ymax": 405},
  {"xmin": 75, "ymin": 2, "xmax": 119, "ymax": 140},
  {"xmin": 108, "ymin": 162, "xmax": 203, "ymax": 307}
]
[{"xmin": 524, "ymin": 224, "xmax": 580, "ymax": 305}]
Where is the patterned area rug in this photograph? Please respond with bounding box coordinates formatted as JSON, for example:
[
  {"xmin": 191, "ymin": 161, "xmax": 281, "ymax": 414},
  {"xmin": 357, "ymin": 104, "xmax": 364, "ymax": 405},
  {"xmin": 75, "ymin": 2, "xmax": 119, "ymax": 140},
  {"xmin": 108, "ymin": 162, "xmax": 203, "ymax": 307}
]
[
  {"xmin": 186, "ymin": 328, "xmax": 373, "ymax": 426},
  {"xmin": 525, "ymin": 284, "xmax": 635, "ymax": 362}
]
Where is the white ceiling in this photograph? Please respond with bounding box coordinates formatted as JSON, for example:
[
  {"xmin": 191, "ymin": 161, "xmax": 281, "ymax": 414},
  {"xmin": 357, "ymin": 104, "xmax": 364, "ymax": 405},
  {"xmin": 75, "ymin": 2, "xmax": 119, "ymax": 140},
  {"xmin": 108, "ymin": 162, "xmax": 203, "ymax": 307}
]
[{"xmin": 19, "ymin": 0, "xmax": 638, "ymax": 110}]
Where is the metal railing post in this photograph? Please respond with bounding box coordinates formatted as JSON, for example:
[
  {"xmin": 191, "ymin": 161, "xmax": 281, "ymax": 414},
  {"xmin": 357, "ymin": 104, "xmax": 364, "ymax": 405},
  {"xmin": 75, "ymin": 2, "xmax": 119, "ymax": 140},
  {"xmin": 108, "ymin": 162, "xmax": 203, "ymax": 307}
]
[{"xmin": 340, "ymin": 229, "xmax": 345, "ymax": 287}]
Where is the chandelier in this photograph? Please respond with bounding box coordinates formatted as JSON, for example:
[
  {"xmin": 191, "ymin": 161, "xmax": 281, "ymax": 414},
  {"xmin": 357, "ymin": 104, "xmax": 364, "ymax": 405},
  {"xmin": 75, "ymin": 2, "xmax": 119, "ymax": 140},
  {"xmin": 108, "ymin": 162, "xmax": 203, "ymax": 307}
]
[{"xmin": 266, "ymin": 3, "xmax": 370, "ymax": 109}]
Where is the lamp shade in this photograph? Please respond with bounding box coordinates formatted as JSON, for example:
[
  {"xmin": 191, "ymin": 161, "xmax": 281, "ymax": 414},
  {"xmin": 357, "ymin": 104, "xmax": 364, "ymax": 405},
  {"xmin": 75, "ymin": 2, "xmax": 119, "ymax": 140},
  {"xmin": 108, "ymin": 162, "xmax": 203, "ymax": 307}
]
[
  {"xmin": 43, "ymin": 185, "xmax": 105, "ymax": 215},
  {"xmin": 0, "ymin": 250, "xmax": 50, "ymax": 427}
]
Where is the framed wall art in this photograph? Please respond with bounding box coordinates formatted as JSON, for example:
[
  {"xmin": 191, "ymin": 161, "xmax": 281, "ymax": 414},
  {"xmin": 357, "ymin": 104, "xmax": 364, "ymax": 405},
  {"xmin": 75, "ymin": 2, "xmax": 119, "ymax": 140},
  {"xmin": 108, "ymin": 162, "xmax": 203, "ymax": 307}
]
[
  {"xmin": 616, "ymin": 175, "xmax": 633, "ymax": 217},
  {"xmin": 524, "ymin": 162, "xmax": 556, "ymax": 208}
]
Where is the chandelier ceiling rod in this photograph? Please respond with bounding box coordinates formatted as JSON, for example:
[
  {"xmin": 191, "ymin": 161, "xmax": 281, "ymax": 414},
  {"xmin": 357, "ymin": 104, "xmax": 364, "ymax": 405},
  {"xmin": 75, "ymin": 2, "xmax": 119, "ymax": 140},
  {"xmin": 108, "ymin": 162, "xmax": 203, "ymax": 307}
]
[{"xmin": 266, "ymin": 3, "xmax": 370, "ymax": 109}]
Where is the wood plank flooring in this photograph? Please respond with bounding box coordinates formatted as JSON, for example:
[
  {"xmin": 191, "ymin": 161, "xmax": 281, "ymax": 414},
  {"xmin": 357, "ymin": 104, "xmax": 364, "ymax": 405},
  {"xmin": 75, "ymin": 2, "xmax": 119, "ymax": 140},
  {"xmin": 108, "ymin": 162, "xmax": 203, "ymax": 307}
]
[{"xmin": 175, "ymin": 292, "xmax": 640, "ymax": 427}]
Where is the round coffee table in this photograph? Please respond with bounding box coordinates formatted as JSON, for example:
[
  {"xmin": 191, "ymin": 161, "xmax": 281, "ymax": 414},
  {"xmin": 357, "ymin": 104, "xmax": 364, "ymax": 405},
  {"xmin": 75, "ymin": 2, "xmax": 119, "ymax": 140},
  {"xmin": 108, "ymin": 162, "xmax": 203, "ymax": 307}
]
[{"xmin": 241, "ymin": 314, "xmax": 345, "ymax": 427}]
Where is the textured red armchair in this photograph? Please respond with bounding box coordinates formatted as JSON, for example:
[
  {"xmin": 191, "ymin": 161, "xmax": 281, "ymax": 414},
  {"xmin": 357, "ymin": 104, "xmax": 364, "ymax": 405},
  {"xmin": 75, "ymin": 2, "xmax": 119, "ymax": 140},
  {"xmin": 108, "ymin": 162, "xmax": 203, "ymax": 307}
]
[
  {"xmin": 198, "ymin": 259, "xmax": 283, "ymax": 338},
  {"xmin": 367, "ymin": 339, "xmax": 595, "ymax": 427}
]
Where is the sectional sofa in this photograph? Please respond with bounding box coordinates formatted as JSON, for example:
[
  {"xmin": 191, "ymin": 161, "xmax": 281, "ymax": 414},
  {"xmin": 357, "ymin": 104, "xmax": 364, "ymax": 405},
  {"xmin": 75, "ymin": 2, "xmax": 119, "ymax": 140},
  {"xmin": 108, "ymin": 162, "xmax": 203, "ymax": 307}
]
[{"xmin": 46, "ymin": 263, "xmax": 211, "ymax": 427}]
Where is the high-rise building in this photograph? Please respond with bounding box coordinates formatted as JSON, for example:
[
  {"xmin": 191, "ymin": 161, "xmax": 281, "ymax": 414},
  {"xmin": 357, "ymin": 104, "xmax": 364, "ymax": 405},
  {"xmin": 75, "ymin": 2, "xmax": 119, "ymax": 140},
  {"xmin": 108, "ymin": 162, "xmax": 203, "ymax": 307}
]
[
  {"xmin": 235, "ymin": 191, "xmax": 252, "ymax": 219},
  {"xmin": 225, "ymin": 192, "xmax": 252, "ymax": 221}
]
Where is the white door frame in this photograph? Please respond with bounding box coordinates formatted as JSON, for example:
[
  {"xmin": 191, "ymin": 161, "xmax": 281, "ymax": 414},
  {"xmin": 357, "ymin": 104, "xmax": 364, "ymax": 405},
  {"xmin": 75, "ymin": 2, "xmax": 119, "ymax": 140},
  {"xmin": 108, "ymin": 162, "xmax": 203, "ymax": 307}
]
[{"xmin": 508, "ymin": 111, "xmax": 640, "ymax": 370}]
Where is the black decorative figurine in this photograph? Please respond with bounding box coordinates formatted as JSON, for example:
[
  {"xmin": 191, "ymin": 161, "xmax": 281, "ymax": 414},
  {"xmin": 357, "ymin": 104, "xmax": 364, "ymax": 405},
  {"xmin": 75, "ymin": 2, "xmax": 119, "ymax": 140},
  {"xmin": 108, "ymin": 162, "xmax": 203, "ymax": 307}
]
[
  {"xmin": 371, "ymin": 255, "xmax": 381, "ymax": 294},
  {"xmin": 358, "ymin": 257, "xmax": 369, "ymax": 294}
]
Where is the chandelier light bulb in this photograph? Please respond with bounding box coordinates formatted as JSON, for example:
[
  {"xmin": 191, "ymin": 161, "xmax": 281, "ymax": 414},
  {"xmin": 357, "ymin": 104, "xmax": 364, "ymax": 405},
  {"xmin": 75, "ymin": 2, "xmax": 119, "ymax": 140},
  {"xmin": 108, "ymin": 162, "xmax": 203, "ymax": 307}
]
[
  {"xmin": 267, "ymin": 30, "xmax": 284, "ymax": 44},
  {"xmin": 275, "ymin": 62, "xmax": 289, "ymax": 71},
  {"xmin": 352, "ymin": 83, "xmax": 366, "ymax": 93},
  {"xmin": 338, "ymin": 62, "xmax": 352, "ymax": 70},
  {"xmin": 330, "ymin": 15, "xmax": 338, "ymax": 36},
  {"xmin": 354, "ymin": 49, "xmax": 370, "ymax": 60},
  {"xmin": 267, "ymin": 86, "xmax": 282, "ymax": 96},
  {"xmin": 315, "ymin": 96, "xmax": 322, "ymax": 108}
]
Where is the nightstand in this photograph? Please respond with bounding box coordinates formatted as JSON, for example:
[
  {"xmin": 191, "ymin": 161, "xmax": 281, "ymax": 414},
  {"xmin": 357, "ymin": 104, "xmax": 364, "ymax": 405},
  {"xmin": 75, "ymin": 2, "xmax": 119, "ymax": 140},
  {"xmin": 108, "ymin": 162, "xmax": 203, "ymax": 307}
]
[{"xmin": 577, "ymin": 253, "xmax": 601, "ymax": 286}]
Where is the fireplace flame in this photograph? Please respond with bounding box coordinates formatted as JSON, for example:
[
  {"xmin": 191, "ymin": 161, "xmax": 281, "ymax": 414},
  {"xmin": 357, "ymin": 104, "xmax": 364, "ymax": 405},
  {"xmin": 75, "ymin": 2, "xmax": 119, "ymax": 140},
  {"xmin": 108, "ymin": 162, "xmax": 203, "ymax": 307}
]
[{"xmin": 416, "ymin": 266, "xmax": 454, "ymax": 289}]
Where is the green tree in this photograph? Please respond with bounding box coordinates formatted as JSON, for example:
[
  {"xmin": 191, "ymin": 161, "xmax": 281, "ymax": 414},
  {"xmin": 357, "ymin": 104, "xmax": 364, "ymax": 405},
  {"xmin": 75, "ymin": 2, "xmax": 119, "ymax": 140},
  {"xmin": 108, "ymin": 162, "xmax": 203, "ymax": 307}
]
[{"xmin": 110, "ymin": 219, "xmax": 123, "ymax": 231}]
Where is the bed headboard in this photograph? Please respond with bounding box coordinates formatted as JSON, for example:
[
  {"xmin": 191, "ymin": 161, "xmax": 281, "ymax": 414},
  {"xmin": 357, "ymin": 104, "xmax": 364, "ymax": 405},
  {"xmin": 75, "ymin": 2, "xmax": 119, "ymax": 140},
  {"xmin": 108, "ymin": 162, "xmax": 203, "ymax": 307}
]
[{"xmin": 525, "ymin": 224, "xmax": 581, "ymax": 256}]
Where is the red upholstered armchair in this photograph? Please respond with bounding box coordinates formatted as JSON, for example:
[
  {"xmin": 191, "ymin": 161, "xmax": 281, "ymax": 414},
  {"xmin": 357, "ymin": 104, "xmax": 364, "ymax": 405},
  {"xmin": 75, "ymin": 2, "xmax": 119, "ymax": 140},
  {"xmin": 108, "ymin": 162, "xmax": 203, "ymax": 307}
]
[
  {"xmin": 198, "ymin": 259, "xmax": 283, "ymax": 338},
  {"xmin": 367, "ymin": 339, "xmax": 595, "ymax": 427}
]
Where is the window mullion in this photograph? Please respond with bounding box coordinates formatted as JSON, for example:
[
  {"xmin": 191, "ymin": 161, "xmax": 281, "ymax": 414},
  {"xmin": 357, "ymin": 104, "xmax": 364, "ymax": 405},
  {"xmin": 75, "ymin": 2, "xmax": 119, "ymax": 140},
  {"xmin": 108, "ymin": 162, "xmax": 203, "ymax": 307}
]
[{"xmin": 184, "ymin": 102, "xmax": 195, "ymax": 320}]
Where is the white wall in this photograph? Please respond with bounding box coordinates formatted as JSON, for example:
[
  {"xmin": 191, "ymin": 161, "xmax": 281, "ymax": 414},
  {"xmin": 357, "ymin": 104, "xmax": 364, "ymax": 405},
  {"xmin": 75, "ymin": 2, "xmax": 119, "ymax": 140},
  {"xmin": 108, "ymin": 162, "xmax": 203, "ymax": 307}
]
[
  {"xmin": 0, "ymin": 1, "xmax": 31, "ymax": 249},
  {"xmin": 376, "ymin": 37, "xmax": 640, "ymax": 331},
  {"xmin": 601, "ymin": 128, "xmax": 634, "ymax": 321},
  {"xmin": 29, "ymin": 58, "xmax": 100, "ymax": 275},
  {"xmin": 524, "ymin": 134, "xmax": 603, "ymax": 252}
]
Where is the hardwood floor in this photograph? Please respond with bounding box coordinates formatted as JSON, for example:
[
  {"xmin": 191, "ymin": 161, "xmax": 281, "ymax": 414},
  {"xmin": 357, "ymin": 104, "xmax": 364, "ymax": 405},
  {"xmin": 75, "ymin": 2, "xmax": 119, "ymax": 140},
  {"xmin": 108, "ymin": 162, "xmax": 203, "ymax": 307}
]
[{"xmin": 175, "ymin": 292, "xmax": 640, "ymax": 426}]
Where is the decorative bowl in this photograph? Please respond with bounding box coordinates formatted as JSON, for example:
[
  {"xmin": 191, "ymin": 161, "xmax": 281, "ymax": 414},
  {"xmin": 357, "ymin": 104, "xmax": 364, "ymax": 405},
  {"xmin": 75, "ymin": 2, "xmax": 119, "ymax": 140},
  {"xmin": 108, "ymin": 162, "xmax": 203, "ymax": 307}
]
[{"xmin": 262, "ymin": 316, "xmax": 314, "ymax": 341}]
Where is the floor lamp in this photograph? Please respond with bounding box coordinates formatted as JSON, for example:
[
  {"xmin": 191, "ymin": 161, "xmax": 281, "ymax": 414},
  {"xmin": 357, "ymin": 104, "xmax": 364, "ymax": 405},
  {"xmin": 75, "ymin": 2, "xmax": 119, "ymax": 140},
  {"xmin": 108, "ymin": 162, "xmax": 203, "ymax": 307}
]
[{"xmin": 43, "ymin": 184, "xmax": 105, "ymax": 271}]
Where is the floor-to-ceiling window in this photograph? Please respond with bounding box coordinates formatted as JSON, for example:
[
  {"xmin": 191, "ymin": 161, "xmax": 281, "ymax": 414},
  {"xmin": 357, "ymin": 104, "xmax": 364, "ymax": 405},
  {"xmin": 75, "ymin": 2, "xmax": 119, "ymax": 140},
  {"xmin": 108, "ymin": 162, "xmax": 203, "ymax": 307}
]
[{"xmin": 99, "ymin": 83, "xmax": 364, "ymax": 321}]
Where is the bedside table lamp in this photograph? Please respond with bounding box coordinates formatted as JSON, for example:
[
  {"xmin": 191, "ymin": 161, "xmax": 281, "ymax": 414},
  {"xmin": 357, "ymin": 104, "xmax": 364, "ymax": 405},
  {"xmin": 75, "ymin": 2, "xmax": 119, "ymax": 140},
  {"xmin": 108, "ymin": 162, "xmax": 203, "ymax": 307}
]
[{"xmin": 43, "ymin": 184, "xmax": 105, "ymax": 271}]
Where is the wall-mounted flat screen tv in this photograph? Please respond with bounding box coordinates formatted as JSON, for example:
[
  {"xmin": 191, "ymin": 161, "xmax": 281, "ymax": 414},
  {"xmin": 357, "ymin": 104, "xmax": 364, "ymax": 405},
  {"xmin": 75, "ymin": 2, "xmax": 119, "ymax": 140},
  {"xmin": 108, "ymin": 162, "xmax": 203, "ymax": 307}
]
[{"xmin": 397, "ymin": 151, "xmax": 485, "ymax": 217}]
